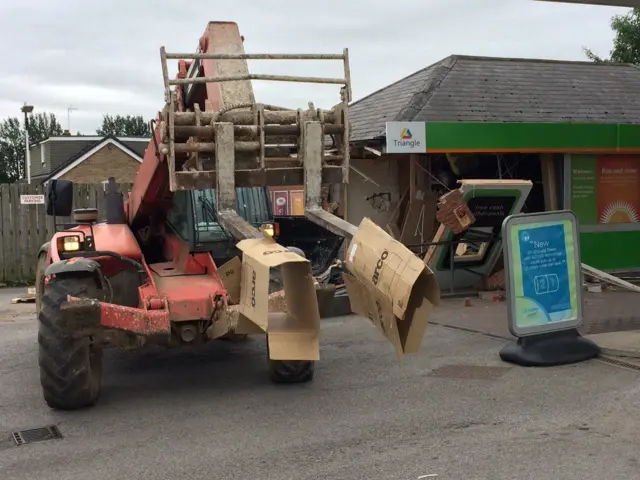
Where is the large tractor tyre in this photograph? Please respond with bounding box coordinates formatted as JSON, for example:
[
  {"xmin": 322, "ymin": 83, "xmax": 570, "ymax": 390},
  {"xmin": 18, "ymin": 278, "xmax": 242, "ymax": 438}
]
[
  {"xmin": 266, "ymin": 246, "xmax": 315, "ymax": 384},
  {"xmin": 38, "ymin": 275, "xmax": 103, "ymax": 410},
  {"xmin": 267, "ymin": 343, "xmax": 315, "ymax": 384}
]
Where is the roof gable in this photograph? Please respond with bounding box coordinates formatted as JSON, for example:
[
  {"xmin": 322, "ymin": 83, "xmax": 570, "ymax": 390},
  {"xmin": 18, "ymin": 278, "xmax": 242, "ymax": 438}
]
[
  {"xmin": 349, "ymin": 55, "xmax": 640, "ymax": 142},
  {"xmin": 349, "ymin": 56, "xmax": 455, "ymax": 142},
  {"xmin": 45, "ymin": 136, "xmax": 143, "ymax": 182}
]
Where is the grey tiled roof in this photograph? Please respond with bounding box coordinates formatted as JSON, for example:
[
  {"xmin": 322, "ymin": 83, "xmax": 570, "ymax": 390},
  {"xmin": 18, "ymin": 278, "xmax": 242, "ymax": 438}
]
[{"xmin": 349, "ymin": 55, "xmax": 640, "ymax": 142}]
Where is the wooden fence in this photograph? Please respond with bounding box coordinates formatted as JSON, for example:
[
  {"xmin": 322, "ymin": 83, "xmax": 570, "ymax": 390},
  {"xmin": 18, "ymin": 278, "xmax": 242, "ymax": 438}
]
[{"xmin": 0, "ymin": 182, "xmax": 132, "ymax": 285}]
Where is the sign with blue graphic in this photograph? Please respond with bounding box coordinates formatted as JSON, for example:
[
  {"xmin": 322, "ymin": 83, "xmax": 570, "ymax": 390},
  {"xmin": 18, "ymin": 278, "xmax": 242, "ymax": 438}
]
[
  {"xmin": 502, "ymin": 211, "xmax": 583, "ymax": 337},
  {"xmin": 385, "ymin": 122, "xmax": 427, "ymax": 153}
]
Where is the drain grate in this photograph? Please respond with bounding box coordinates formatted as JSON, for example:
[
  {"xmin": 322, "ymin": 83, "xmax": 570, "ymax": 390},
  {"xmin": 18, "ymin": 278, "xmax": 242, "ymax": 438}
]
[
  {"xmin": 428, "ymin": 364, "xmax": 512, "ymax": 380},
  {"xmin": 12, "ymin": 425, "xmax": 63, "ymax": 446},
  {"xmin": 596, "ymin": 356, "xmax": 640, "ymax": 372}
]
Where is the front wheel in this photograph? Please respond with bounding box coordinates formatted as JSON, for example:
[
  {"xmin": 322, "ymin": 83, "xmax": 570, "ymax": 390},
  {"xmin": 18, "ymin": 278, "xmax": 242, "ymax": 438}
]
[
  {"xmin": 266, "ymin": 246, "xmax": 315, "ymax": 383},
  {"xmin": 38, "ymin": 275, "xmax": 103, "ymax": 410}
]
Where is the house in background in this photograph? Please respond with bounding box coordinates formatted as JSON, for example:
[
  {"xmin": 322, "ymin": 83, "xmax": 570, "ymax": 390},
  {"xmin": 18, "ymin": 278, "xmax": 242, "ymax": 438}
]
[{"xmin": 28, "ymin": 132, "xmax": 150, "ymax": 184}]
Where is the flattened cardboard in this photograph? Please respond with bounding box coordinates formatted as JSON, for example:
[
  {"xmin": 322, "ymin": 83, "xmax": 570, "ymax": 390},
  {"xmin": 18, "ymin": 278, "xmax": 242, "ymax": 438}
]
[
  {"xmin": 342, "ymin": 273, "xmax": 403, "ymax": 362},
  {"xmin": 236, "ymin": 237, "xmax": 320, "ymax": 361},
  {"xmin": 218, "ymin": 256, "xmax": 242, "ymax": 304},
  {"xmin": 267, "ymin": 312, "xmax": 319, "ymax": 361},
  {"xmin": 344, "ymin": 217, "xmax": 440, "ymax": 361}
]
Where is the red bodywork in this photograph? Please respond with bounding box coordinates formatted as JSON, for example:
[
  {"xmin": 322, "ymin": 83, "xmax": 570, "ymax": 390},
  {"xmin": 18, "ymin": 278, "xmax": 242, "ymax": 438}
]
[
  {"xmin": 48, "ymin": 24, "xmax": 249, "ymax": 338},
  {"xmin": 53, "ymin": 223, "xmax": 230, "ymax": 337}
]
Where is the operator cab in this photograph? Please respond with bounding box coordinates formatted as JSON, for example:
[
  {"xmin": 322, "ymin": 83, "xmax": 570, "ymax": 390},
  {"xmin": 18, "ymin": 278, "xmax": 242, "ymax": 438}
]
[{"xmin": 166, "ymin": 187, "xmax": 274, "ymax": 265}]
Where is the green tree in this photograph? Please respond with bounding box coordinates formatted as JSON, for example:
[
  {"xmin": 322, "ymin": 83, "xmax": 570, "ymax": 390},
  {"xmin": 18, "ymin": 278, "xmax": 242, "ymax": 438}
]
[
  {"xmin": 584, "ymin": 8, "xmax": 640, "ymax": 63},
  {"xmin": 0, "ymin": 112, "xmax": 63, "ymax": 183},
  {"xmin": 96, "ymin": 114, "xmax": 151, "ymax": 137}
]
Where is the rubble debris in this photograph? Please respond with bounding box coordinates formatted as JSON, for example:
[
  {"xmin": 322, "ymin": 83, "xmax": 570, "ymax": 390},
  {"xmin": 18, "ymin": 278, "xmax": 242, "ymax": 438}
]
[
  {"xmin": 268, "ymin": 290, "xmax": 288, "ymax": 312},
  {"xmin": 11, "ymin": 295, "xmax": 36, "ymax": 304},
  {"xmin": 385, "ymin": 189, "xmax": 409, "ymax": 239},
  {"xmin": 435, "ymin": 189, "xmax": 476, "ymax": 234},
  {"xmin": 11, "ymin": 286, "xmax": 37, "ymax": 304},
  {"xmin": 426, "ymin": 180, "xmax": 533, "ymax": 293},
  {"xmin": 479, "ymin": 290, "xmax": 506, "ymax": 302},
  {"xmin": 587, "ymin": 284, "xmax": 602, "ymax": 293},
  {"xmin": 485, "ymin": 269, "xmax": 505, "ymax": 291},
  {"xmin": 582, "ymin": 263, "xmax": 640, "ymax": 294}
]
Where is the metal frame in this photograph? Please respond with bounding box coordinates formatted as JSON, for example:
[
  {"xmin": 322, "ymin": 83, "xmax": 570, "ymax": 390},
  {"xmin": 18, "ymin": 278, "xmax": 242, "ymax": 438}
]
[
  {"xmin": 158, "ymin": 47, "xmax": 351, "ymax": 191},
  {"xmin": 407, "ymin": 230, "xmax": 496, "ymax": 296},
  {"xmin": 156, "ymin": 45, "xmax": 357, "ymax": 242},
  {"xmin": 502, "ymin": 210, "xmax": 584, "ymax": 337}
]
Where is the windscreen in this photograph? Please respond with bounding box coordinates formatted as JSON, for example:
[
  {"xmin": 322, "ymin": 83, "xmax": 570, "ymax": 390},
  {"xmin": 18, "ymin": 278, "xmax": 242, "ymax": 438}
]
[{"xmin": 192, "ymin": 187, "xmax": 273, "ymax": 244}]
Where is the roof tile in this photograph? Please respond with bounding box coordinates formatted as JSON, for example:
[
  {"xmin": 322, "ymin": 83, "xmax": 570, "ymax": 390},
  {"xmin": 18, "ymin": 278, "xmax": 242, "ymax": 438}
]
[{"xmin": 349, "ymin": 55, "xmax": 640, "ymax": 141}]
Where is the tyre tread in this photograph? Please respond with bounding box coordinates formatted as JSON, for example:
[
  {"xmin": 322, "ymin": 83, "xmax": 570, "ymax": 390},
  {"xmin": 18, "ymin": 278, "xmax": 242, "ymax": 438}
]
[{"xmin": 38, "ymin": 276, "xmax": 102, "ymax": 410}]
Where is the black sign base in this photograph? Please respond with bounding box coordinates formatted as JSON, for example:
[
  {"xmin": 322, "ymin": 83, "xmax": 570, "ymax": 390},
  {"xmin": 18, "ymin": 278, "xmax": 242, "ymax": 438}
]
[{"xmin": 500, "ymin": 328, "xmax": 600, "ymax": 367}]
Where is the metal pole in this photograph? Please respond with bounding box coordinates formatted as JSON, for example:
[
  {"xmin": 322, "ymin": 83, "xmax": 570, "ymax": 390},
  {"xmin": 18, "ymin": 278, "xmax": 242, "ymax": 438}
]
[
  {"xmin": 23, "ymin": 110, "xmax": 30, "ymax": 185},
  {"xmin": 21, "ymin": 103, "xmax": 33, "ymax": 184}
]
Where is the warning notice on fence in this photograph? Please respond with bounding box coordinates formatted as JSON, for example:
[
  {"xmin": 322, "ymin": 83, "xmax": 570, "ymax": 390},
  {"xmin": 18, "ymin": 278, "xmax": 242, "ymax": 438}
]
[{"xmin": 20, "ymin": 195, "xmax": 45, "ymax": 205}]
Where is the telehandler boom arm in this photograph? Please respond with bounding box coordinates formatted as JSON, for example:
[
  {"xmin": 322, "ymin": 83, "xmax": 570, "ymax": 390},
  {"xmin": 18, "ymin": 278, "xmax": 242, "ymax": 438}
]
[{"xmin": 128, "ymin": 22, "xmax": 355, "ymax": 242}]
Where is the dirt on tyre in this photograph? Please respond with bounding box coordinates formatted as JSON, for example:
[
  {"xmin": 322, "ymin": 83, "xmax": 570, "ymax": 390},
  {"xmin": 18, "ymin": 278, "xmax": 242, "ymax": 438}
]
[
  {"xmin": 38, "ymin": 275, "xmax": 103, "ymax": 410},
  {"xmin": 35, "ymin": 253, "xmax": 47, "ymax": 315}
]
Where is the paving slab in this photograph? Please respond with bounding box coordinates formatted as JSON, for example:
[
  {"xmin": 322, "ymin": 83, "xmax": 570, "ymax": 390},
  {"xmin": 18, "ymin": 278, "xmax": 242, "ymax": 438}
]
[
  {"xmin": 430, "ymin": 290, "xmax": 640, "ymax": 341},
  {"xmin": 586, "ymin": 331, "xmax": 640, "ymax": 358}
]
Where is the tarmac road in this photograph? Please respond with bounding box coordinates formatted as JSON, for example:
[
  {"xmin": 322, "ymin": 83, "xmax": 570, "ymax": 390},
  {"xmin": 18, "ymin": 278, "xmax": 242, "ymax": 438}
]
[{"xmin": 1, "ymin": 297, "xmax": 640, "ymax": 480}]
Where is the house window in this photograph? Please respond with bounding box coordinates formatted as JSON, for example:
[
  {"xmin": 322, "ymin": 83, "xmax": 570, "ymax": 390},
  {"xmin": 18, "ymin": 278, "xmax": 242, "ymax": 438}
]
[{"xmin": 41, "ymin": 145, "xmax": 45, "ymax": 166}]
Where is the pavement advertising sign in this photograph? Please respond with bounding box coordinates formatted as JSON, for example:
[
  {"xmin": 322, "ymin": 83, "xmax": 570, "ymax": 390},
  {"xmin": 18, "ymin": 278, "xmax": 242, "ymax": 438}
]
[
  {"xmin": 385, "ymin": 122, "xmax": 426, "ymax": 154},
  {"xmin": 20, "ymin": 194, "xmax": 45, "ymax": 205},
  {"xmin": 502, "ymin": 210, "xmax": 583, "ymax": 337}
]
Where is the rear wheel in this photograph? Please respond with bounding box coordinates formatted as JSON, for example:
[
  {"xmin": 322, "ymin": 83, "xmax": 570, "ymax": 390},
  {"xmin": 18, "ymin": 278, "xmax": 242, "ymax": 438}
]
[
  {"xmin": 267, "ymin": 246, "xmax": 315, "ymax": 384},
  {"xmin": 38, "ymin": 275, "xmax": 103, "ymax": 410},
  {"xmin": 267, "ymin": 342, "xmax": 315, "ymax": 384}
]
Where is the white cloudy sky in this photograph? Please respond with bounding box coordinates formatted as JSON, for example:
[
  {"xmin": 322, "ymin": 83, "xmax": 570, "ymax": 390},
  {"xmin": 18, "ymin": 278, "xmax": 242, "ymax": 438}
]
[{"xmin": 0, "ymin": 0, "xmax": 630, "ymax": 135}]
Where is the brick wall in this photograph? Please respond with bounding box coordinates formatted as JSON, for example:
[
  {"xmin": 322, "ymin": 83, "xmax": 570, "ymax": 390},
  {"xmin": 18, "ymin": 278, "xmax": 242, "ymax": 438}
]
[{"xmin": 59, "ymin": 144, "xmax": 140, "ymax": 183}]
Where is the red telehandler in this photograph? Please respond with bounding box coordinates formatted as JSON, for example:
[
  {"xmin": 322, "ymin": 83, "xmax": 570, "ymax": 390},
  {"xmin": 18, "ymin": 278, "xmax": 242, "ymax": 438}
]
[{"xmin": 35, "ymin": 22, "xmax": 436, "ymax": 410}]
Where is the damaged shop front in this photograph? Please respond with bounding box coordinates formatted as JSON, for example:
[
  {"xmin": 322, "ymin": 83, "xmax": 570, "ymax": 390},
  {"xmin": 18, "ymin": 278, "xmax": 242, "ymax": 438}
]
[
  {"xmin": 347, "ymin": 120, "xmax": 640, "ymax": 294},
  {"xmin": 349, "ymin": 128, "xmax": 538, "ymax": 295},
  {"xmin": 346, "ymin": 55, "xmax": 640, "ymax": 290}
]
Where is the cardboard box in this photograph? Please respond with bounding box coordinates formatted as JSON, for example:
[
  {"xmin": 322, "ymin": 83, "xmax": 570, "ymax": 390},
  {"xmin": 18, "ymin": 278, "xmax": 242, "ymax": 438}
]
[
  {"xmin": 219, "ymin": 236, "xmax": 320, "ymax": 361},
  {"xmin": 343, "ymin": 217, "xmax": 440, "ymax": 361},
  {"xmin": 217, "ymin": 257, "xmax": 242, "ymax": 304}
]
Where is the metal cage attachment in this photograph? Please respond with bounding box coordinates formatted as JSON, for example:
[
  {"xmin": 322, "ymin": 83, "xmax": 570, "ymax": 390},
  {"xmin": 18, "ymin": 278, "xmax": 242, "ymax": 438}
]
[{"xmin": 157, "ymin": 49, "xmax": 352, "ymax": 194}]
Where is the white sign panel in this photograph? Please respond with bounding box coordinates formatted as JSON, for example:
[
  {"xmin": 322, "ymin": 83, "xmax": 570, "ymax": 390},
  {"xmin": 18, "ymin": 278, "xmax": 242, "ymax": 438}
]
[
  {"xmin": 385, "ymin": 122, "xmax": 426, "ymax": 154},
  {"xmin": 502, "ymin": 210, "xmax": 583, "ymax": 337},
  {"xmin": 20, "ymin": 194, "xmax": 45, "ymax": 205}
]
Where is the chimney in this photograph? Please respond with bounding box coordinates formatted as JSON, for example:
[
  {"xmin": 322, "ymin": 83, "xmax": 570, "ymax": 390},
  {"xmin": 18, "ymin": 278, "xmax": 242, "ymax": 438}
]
[{"xmin": 62, "ymin": 129, "xmax": 71, "ymax": 136}]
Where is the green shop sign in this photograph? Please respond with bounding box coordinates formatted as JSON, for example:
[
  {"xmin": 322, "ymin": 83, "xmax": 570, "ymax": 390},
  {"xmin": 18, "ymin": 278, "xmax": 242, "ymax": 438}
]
[{"xmin": 385, "ymin": 121, "xmax": 640, "ymax": 154}]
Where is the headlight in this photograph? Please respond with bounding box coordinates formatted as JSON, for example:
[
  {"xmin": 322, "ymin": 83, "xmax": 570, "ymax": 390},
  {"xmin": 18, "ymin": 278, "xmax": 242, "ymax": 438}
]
[
  {"xmin": 260, "ymin": 223, "xmax": 275, "ymax": 237},
  {"xmin": 60, "ymin": 235, "xmax": 81, "ymax": 252}
]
